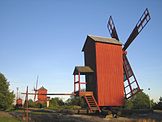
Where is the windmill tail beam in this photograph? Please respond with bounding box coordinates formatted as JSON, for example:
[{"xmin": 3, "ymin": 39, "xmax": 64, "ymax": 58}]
[{"xmin": 21, "ymin": 92, "xmax": 75, "ymax": 96}]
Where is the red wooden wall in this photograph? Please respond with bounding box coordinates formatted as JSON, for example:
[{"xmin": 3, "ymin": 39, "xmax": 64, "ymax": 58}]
[{"xmin": 95, "ymin": 42, "xmax": 124, "ymax": 106}]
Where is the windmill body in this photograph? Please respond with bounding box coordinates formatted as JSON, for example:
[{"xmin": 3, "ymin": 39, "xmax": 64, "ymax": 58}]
[
  {"xmin": 37, "ymin": 86, "xmax": 47, "ymax": 104},
  {"xmin": 82, "ymin": 35, "xmax": 124, "ymax": 106}
]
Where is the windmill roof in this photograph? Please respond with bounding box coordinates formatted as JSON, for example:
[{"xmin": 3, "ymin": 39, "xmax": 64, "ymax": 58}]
[
  {"xmin": 38, "ymin": 86, "xmax": 47, "ymax": 90},
  {"xmin": 73, "ymin": 66, "xmax": 94, "ymax": 75},
  {"xmin": 82, "ymin": 35, "xmax": 122, "ymax": 51}
]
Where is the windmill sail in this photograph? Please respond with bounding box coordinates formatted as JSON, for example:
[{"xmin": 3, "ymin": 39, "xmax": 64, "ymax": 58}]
[
  {"xmin": 34, "ymin": 75, "xmax": 39, "ymax": 102},
  {"xmin": 123, "ymin": 54, "xmax": 141, "ymax": 99},
  {"xmin": 123, "ymin": 8, "xmax": 151, "ymax": 51},
  {"xmin": 107, "ymin": 16, "xmax": 119, "ymax": 40}
]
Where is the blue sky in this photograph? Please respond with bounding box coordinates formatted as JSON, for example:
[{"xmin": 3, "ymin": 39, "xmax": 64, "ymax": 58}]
[{"xmin": 0, "ymin": 0, "xmax": 162, "ymax": 102}]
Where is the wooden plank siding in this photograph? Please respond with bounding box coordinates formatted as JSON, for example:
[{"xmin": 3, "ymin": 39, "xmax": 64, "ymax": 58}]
[
  {"xmin": 38, "ymin": 88, "xmax": 47, "ymax": 103},
  {"xmin": 95, "ymin": 42, "xmax": 124, "ymax": 106}
]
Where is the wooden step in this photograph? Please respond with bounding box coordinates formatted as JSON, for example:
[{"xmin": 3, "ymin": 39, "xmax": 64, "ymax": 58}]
[
  {"xmin": 79, "ymin": 92, "xmax": 93, "ymax": 96},
  {"xmin": 91, "ymin": 107, "xmax": 98, "ymax": 110}
]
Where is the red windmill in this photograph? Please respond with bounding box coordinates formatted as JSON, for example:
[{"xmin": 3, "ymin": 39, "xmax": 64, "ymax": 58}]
[
  {"xmin": 33, "ymin": 76, "xmax": 48, "ymax": 104},
  {"xmin": 15, "ymin": 87, "xmax": 22, "ymax": 108},
  {"xmin": 73, "ymin": 8, "xmax": 151, "ymax": 112}
]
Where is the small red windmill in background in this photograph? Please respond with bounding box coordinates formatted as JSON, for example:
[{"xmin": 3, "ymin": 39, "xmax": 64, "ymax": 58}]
[
  {"xmin": 16, "ymin": 87, "xmax": 22, "ymax": 108},
  {"xmin": 33, "ymin": 76, "xmax": 48, "ymax": 104}
]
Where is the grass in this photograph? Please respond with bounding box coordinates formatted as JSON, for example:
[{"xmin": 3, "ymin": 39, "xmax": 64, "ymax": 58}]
[
  {"xmin": 48, "ymin": 105, "xmax": 81, "ymax": 110},
  {"xmin": 0, "ymin": 117, "xmax": 20, "ymax": 122},
  {"xmin": 0, "ymin": 111, "xmax": 20, "ymax": 122},
  {"xmin": 30, "ymin": 111, "xmax": 49, "ymax": 115}
]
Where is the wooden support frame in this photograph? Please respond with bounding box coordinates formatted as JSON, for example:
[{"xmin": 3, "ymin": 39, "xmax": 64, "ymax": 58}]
[{"xmin": 73, "ymin": 71, "xmax": 87, "ymax": 95}]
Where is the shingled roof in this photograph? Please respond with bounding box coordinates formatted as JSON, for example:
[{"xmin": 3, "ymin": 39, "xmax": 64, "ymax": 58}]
[
  {"xmin": 73, "ymin": 66, "xmax": 94, "ymax": 75},
  {"xmin": 82, "ymin": 35, "xmax": 122, "ymax": 51},
  {"xmin": 38, "ymin": 86, "xmax": 47, "ymax": 90}
]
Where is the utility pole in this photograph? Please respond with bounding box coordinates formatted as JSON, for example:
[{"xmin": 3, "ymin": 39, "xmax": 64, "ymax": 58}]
[{"xmin": 148, "ymin": 88, "xmax": 151, "ymax": 109}]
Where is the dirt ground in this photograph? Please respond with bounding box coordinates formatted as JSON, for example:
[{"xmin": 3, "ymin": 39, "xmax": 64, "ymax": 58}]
[
  {"xmin": 10, "ymin": 110, "xmax": 162, "ymax": 122},
  {"xmin": 0, "ymin": 111, "xmax": 19, "ymax": 122},
  {"xmin": 0, "ymin": 111, "xmax": 11, "ymax": 117}
]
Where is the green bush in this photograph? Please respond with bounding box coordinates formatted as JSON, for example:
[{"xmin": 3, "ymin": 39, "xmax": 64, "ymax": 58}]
[
  {"xmin": 65, "ymin": 96, "xmax": 87, "ymax": 108},
  {"xmin": 35, "ymin": 102, "xmax": 46, "ymax": 108},
  {"xmin": 124, "ymin": 91, "xmax": 151, "ymax": 109}
]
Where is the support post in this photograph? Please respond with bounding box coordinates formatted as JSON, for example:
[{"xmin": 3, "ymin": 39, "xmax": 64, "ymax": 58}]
[
  {"xmin": 74, "ymin": 75, "xmax": 76, "ymax": 93},
  {"xmin": 25, "ymin": 86, "xmax": 29, "ymax": 122},
  {"xmin": 78, "ymin": 72, "xmax": 80, "ymax": 92}
]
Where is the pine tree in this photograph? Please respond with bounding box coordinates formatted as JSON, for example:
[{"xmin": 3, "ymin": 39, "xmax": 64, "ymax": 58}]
[{"xmin": 0, "ymin": 73, "xmax": 15, "ymax": 110}]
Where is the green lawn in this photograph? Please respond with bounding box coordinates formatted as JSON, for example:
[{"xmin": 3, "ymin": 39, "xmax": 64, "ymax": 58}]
[{"xmin": 0, "ymin": 111, "xmax": 20, "ymax": 122}]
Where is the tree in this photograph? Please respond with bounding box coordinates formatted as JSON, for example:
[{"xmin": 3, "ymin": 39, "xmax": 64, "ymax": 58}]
[
  {"xmin": 159, "ymin": 97, "xmax": 162, "ymax": 102},
  {"xmin": 0, "ymin": 73, "xmax": 15, "ymax": 110},
  {"xmin": 124, "ymin": 99, "xmax": 133, "ymax": 110},
  {"xmin": 66, "ymin": 96, "xmax": 86, "ymax": 108},
  {"xmin": 132, "ymin": 92, "xmax": 150, "ymax": 109},
  {"xmin": 49, "ymin": 97, "xmax": 64, "ymax": 109},
  {"xmin": 28, "ymin": 99, "xmax": 36, "ymax": 108},
  {"xmin": 153, "ymin": 96, "xmax": 162, "ymax": 110},
  {"xmin": 124, "ymin": 91, "xmax": 150, "ymax": 109}
]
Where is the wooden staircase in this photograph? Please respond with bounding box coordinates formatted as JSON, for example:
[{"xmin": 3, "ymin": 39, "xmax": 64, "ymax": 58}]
[
  {"xmin": 84, "ymin": 94, "xmax": 101, "ymax": 112},
  {"xmin": 74, "ymin": 91, "xmax": 101, "ymax": 112}
]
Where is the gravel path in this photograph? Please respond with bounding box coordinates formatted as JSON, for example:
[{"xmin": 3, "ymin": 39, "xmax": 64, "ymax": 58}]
[{"xmin": 10, "ymin": 110, "xmax": 162, "ymax": 122}]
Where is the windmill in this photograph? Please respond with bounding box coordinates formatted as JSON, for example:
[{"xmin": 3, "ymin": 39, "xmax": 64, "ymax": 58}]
[
  {"xmin": 107, "ymin": 8, "xmax": 151, "ymax": 99},
  {"xmin": 16, "ymin": 87, "xmax": 23, "ymax": 108},
  {"xmin": 34, "ymin": 75, "xmax": 39, "ymax": 102}
]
